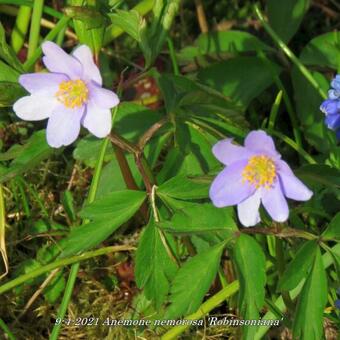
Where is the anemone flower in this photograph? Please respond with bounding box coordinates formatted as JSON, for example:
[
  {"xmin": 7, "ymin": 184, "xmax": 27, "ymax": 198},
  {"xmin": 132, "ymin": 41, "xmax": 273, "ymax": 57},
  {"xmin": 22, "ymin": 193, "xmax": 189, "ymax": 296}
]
[
  {"xmin": 209, "ymin": 130, "xmax": 313, "ymax": 227},
  {"xmin": 13, "ymin": 41, "xmax": 119, "ymax": 148}
]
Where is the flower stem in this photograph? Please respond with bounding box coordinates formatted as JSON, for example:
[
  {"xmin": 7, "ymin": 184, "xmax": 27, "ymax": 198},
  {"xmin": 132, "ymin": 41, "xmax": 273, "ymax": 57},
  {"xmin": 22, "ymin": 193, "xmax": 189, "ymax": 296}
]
[
  {"xmin": 254, "ymin": 4, "xmax": 327, "ymax": 100},
  {"xmin": 27, "ymin": 0, "xmax": 44, "ymax": 60},
  {"xmin": 50, "ymin": 136, "xmax": 110, "ymax": 339},
  {"xmin": 0, "ymin": 318, "xmax": 15, "ymax": 340},
  {"xmin": 23, "ymin": 15, "xmax": 70, "ymax": 71},
  {"xmin": 0, "ymin": 245, "xmax": 134, "ymax": 296},
  {"xmin": 49, "ymin": 263, "xmax": 79, "ymax": 340},
  {"xmin": 11, "ymin": 5, "xmax": 31, "ymax": 53}
]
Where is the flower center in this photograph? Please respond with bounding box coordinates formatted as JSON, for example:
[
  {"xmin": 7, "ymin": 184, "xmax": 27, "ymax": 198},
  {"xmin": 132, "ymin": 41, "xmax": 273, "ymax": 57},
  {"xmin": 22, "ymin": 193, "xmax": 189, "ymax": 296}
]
[
  {"xmin": 56, "ymin": 79, "xmax": 88, "ymax": 108},
  {"xmin": 242, "ymin": 155, "xmax": 276, "ymax": 189}
]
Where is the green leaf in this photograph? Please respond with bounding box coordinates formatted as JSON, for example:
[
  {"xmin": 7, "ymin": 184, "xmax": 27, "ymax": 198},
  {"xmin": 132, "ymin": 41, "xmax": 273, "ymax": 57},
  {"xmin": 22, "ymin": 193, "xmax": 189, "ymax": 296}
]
[
  {"xmin": 69, "ymin": 1, "xmax": 105, "ymax": 55},
  {"xmin": 62, "ymin": 191, "xmax": 76, "ymax": 223},
  {"xmin": 197, "ymin": 30, "xmax": 272, "ymax": 54},
  {"xmin": 198, "ymin": 57, "xmax": 280, "ymax": 110},
  {"xmin": 165, "ymin": 242, "xmax": 224, "ymax": 318},
  {"xmin": 0, "ymin": 60, "xmax": 20, "ymax": 82},
  {"xmin": 0, "ymin": 81, "xmax": 26, "ymax": 107},
  {"xmin": 0, "ymin": 131, "xmax": 53, "ymax": 184},
  {"xmin": 146, "ymin": 0, "xmax": 180, "ymax": 67},
  {"xmin": 64, "ymin": 6, "xmax": 106, "ymax": 29},
  {"xmin": 278, "ymin": 240, "xmax": 318, "ymax": 291},
  {"xmin": 322, "ymin": 212, "xmax": 340, "ymax": 241},
  {"xmin": 108, "ymin": 10, "xmax": 144, "ymax": 42},
  {"xmin": 60, "ymin": 190, "xmax": 146, "ymax": 257},
  {"xmin": 291, "ymin": 67, "xmax": 334, "ymax": 152},
  {"xmin": 157, "ymin": 174, "xmax": 209, "ymax": 200},
  {"xmin": 178, "ymin": 30, "xmax": 272, "ymax": 61},
  {"xmin": 234, "ymin": 234, "xmax": 266, "ymax": 339},
  {"xmin": 73, "ymin": 135, "xmax": 114, "ymax": 167},
  {"xmin": 115, "ymin": 102, "xmax": 164, "ymax": 143},
  {"xmin": 293, "ymin": 247, "xmax": 328, "ymax": 339},
  {"xmin": 0, "ymin": 22, "xmax": 24, "ymax": 72},
  {"xmin": 135, "ymin": 219, "xmax": 178, "ymax": 309},
  {"xmin": 43, "ymin": 271, "xmax": 65, "ymax": 303},
  {"xmin": 267, "ymin": 0, "xmax": 310, "ymax": 43},
  {"xmin": 160, "ymin": 203, "xmax": 236, "ymax": 234},
  {"xmin": 295, "ymin": 164, "xmax": 340, "ymax": 189},
  {"xmin": 158, "ymin": 73, "xmax": 240, "ymax": 115},
  {"xmin": 300, "ymin": 31, "xmax": 340, "ymax": 69}
]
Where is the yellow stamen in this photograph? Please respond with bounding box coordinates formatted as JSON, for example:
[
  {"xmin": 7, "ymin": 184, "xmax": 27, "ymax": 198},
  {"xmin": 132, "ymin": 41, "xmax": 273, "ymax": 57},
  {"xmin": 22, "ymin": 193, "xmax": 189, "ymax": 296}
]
[
  {"xmin": 242, "ymin": 155, "xmax": 276, "ymax": 189},
  {"xmin": 55, "ymin": 79, "xmax": 88, "ymax": 108}
]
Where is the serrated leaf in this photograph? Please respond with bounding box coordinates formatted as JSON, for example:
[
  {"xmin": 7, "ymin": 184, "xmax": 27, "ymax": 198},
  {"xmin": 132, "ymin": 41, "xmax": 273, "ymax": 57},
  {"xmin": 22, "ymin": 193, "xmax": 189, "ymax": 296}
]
[
  {"xmin": 293, "ymin": 247, "xmax": 328, "ymax": 339},
  {"xmin": 60, "ymin": 190, "xmax": 146, "ymax": 257},
  {"xmin": 234, "ymin": 234, "xmax": 266, "ymax": 339},
  {"xmin": 108, "ymin": 10, "xmax": 144, "ymax": 42},
  {"xmin": 278, "ymin": 240, "xmax": 318, "ymax": 291},
  {"xmin": 322, "ymin": 212, "xmax": 340, "ymax": 241},
  {"xmin": 160, "ymin": 203, "xmax": 236, "ymax": 234},
  {"xmin": 165, "ymin": 242, "xmax": 224, "ymax": 318},
  {"xmin": 135, "ymin": 219, "xmax": 178, "ymax": 309},
  {"xmin": 0, "ymin": 130, "xmax": 53, "ymax": 184},
  {"xmin": 157, "ymin": 174, "xmax": 209, "ymax": 200},
  {"xmin": 267, "ymin": 0, "xmax": 310, "ymax": 43}
]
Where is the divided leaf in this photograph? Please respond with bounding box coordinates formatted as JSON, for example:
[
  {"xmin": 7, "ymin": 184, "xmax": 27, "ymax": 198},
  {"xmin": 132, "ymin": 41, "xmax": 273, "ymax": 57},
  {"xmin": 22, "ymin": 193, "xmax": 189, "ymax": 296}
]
[
  {"xmin": 292, "ymin": 247, "xmax": 328, "ymax": 340},
  {"xmin": 60, "ymin": 190, "xmax": 146, "ymax": 257},
  {"xmin": 165, "ymin": 242, "xmax": 225, "ymax": 318},
  {"xmin": 0, "ymin": 131, "xmax": 53, "ymax": 184},
  {"xmin": 135, "ymin": 219, "xmax": 178, "ymax": 309},
  {"xmin": 322, "ymin": 212, "xmax": 340, "ymax": 241},
  {"xmin": 157, "ymin": 174, "xmax": 209, "ymax": 200},
  {"xmin": 161, "ymin": 203, "xmax": 236, "ymax": 234},
  {"xmin": 233, "ymin": 234, "xmax": 266, "ymax": 339},
  {"xmin": 278, "ymin": 240, "xmax": 318, "ymax": 291}
]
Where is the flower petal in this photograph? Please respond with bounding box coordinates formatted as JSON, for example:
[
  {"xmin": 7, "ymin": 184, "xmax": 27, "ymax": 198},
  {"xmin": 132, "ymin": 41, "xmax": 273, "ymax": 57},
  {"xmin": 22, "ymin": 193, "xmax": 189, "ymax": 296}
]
[
  {"xmin": 13, "ymin": 95, "xmax": 58, "ymax": 121},
  {"xmin": 88, "ymin": 81, "xmax": 120, "ymax": 109},
  {"xmin": 19, "ymin": 73, "xmax": 68, "ymax": 95},
  {"xmin": 325, "ymin": 114, "xmax": 340, "ymax": 130},
  {"xmin": 320, "ymin": 99, "xmax": 339, "ymax": 116},
  {"xmin": 42, "ymin": 41, "xmax": 82, "ymax": 80},
  {"xmin": 209, "ymin": 160, "xmax": 255, "ymax": 207},
  {"xmin": 212, "ymin": 138, "xmax": 254, "ymax": 166},
  {"xmin": 46, "ymin": 105, "xmax": 84, "ymax": 148},
  {"xmin": 277, "ymin": 160, "xmax": 313, "ymax": 201},
  {"xmin": 72, "ymin": 45, "xmax": 102, "ymax": 85},
  {"xmin": 331, "ymin": 75, "xmax": 340, "ymax": 92},
  {"xmin": 244, "ymin": 130, "xmax": 280, "ymax": 158},
  {"xmin": 261, "ymin": 182, "xmax": 289, "ymax": 223},
  {"xmin": 82, "ymin": 100, "xmax": 112, "ymax": 137},
  {"xmin": 237, "ymin": 189, "xmax": 261, "ymax": 227}
]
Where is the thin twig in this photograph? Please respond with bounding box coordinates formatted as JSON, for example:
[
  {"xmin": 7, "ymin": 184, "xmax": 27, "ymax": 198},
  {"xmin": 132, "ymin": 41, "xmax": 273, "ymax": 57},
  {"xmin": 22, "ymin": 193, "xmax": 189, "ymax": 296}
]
[
  {"xmin": 138, "ymin": 117, "xmax": 169, "ymax": 150},
  {"xmin": 14, "ymin": 268, "xmax": 60, "ymax": 324}
]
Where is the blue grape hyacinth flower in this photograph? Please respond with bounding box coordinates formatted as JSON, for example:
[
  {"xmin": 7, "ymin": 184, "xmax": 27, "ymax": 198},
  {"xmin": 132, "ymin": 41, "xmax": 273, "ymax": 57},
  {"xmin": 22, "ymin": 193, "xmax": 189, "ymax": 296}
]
[{"xmin": 320, "ymin": 74, "xmax": 340, "ymax": 139}]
